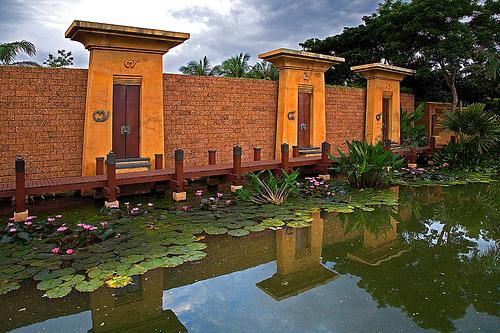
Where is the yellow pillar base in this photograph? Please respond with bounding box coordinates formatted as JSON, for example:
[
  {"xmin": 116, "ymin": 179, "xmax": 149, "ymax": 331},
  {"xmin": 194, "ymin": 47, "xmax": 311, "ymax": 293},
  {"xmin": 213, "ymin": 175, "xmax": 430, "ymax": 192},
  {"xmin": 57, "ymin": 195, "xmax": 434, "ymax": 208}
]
[
  {"xmin": 318, "ymin": 174, "xmax": 331, "ymax": 181},
  {"xmin": 172, "ymin": 192, "xmax": 186, "ymax": 201},
  {"xmin": 231, "ymin": 185, "xmax": 243, "ymax": 193},
  {"xmin": 408, "ymin": 163, "xmax": 417, "ymax": 169},
  {"xmin": 104, "ymin": 200, "xmax": 120, "ymax": 208},
  {"xmin": 14, "ymin": 210, "xmax": 29, "ymax": 222}
]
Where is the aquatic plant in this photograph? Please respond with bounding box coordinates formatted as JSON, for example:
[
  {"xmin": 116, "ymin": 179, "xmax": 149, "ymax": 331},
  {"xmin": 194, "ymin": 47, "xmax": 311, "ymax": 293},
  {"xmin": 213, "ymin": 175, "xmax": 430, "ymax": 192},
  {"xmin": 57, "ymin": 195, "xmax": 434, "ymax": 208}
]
[
  {"xmin": 237, "ymin": 169, "xmax": 299, "ymax": 205},
  {"xmin": 400, "ymin": 102, "xmax": 427, "ymax": 147},
  {"xmin": 331, "ymin": 140, "xmax": 404, "ymax": 189},
  {"xmin": 298, "ymin": 176, "xmax": 334, "ymax": 197}
]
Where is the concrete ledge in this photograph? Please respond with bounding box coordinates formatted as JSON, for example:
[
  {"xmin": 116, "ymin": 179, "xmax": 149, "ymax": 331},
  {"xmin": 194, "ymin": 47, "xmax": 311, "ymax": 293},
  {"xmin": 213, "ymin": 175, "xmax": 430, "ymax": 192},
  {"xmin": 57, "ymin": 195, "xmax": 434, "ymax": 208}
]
[
  {"xmin": 172, "ymin": 192, "xmax": 186, "ymax": 201},
  {"xmin": 231, "ymin": 185, "xmax": 243, "ymax": 193},
  {"xmin": 105, "ymin": 200, "xmax": 120, "ymax": 208},
  {"xmin": 14, "ymin": 210, "xmax": 28, "ymax": 222}
]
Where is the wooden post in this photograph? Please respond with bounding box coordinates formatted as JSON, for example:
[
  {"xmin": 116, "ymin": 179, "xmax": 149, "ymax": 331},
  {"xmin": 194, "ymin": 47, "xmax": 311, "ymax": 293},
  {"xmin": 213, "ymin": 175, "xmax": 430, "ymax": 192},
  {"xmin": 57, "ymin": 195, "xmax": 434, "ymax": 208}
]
[
  {"xmin": 428, "ymin": 136, "xmax": 436, "ymax": 154},
  {"xmin": 280, "ymin": 143, "xmax": 289, "ymax": 172},
  {"xmin": 104, "ymin": 151, "xmax": 119, "ymax": 208},
  {"xmin": 13, "ymin": 156, "xmax": 28, "ymax": 221},
  {"xmin": 208, "ymin": 150, "xmax": 217, "ymax": 165},
  {"xmin": 450, "ymin": 136, "xmax": 456, "ymax": 144},
  {"xmin": 229, "ymin": 145, "xmax": 242, "ymax": 192},
  {"xmin": 292, "ymin": 146, "xmax": 300, "ymax": 158},
  {"xmin": 253, "ymin": 147, "xmax": 261, "ymax": 161},
  {"xmin": 154, "ymin": 154, "xmax": 163, "ymax": 170},
  {"xmin": 172, "ymin": 148, "xmax": 186, "ymax": 201},
  {"xmin": 95, "ymin": 157, "xmax": 104, "ymax": 175},
  {"xmin": 318, "ymin": 141, "xmax": 331, "ymax": 180}
]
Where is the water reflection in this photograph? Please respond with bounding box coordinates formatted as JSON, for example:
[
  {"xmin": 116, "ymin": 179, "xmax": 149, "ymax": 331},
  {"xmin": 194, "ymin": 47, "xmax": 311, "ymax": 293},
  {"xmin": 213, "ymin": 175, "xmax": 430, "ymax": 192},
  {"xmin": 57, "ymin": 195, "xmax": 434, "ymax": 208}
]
[
  {"xmin": 1, "ymin": 184, "xmax": 499, "ymax": 332},
  {"xmin": 257, "ymin": 212, "xmax": 337, "ymax": 300},
  {"xmin": 88, "ymin": 269, "xmax": 186, "ymax": 333}
]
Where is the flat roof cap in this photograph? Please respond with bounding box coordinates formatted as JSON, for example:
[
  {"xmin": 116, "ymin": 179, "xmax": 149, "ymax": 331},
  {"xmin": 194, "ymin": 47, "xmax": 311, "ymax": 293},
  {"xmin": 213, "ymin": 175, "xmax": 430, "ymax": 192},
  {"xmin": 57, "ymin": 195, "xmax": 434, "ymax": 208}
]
[{"xmin": 259, "ymin": 48, "xmax": 344, "ymax": 64}]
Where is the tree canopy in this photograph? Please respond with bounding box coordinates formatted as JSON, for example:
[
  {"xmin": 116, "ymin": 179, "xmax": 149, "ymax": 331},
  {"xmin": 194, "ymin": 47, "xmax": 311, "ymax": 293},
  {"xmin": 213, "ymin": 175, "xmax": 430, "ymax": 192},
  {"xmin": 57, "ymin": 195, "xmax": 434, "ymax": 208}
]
[{"xmin": 300, "ymin": 0, "xmax": 499, "ymax": 108}]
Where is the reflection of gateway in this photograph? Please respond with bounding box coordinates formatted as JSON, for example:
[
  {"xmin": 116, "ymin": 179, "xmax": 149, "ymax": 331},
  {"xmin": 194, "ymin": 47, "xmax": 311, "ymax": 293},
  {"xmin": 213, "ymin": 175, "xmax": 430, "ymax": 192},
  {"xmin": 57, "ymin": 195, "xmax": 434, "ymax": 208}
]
[
  {"xmin": 257, "ymin": 212, "xmax": 338, "ymax": 301},
  {"xmin": 88, "ymin": 269, "xmax": 187, "ymax": 333},
  {"xmin": 347, "ymin": 188, "xmax": 411, "ymax": 266}
]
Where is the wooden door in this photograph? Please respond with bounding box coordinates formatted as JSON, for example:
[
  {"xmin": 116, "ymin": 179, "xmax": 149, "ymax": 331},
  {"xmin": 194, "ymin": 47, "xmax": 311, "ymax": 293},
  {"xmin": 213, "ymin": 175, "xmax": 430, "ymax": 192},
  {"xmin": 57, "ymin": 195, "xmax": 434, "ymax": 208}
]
[
  {"xmin": 112, "ymin": 84, "xmax": 140, "ymax": 159},
  {"xmin": 382, "ymin": 97, "xmax": 390, "ymax": 142},
  {"xmin": 298, "ymin": 92, "xmax": 311, "ymax": 147}
]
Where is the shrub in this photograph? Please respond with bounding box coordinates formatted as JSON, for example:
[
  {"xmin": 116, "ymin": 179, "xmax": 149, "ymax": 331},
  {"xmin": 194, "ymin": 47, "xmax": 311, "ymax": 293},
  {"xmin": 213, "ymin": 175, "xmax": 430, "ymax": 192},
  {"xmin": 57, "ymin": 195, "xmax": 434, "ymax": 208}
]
[
  {"xmin": 331, "ymin": 141, "xmax": 404, "ymax": 189},
  {"xmin": 400, "ymin": 102, "xmax": 427, "ymax": 147},
  {"xmin": 237, "ymin": 169, "xmax": 299, "ymax": 205}
]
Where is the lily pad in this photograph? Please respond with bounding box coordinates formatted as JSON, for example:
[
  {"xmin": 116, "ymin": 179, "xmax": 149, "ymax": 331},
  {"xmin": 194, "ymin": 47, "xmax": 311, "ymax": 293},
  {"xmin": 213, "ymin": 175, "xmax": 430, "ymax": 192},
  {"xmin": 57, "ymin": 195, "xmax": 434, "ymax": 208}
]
[
  {"xmin": 120, "ymin": 254, "xmax": 144, "ymax": 264},
  {"xmin": 227, "ymin": 229, "xmax": 250, "ymax": 237},
  {"xmin": 160, "ymin": 256, "xmax": 184, "ymax": 268},
  {"xmin": 37, "ymin": 278, "xmax": 63, "ymax": 291},
  {"xmin": 45, "ymin": 285, "xmax": 72, "ymax": 299},
  {"xmin": 261, "ymin": 218, "xmax": 285, "ymax": 228},
  {"xmin": 75, "ymin": 279, "xmax": 104, "ymax": 292},
  {"xmin": 204, "ymin": 226, "xmax": 228, "ymax": 235},
  {"xmin": 106, "ymin": 275, "xmax": 132, "ymax": 288},
  {"xmin": 180, "ymin": 251, "xmax": 207, "ymax": 262},
  {"xmin": 0, "ymin": 280, "xmax": 20, "ymax": 295}
]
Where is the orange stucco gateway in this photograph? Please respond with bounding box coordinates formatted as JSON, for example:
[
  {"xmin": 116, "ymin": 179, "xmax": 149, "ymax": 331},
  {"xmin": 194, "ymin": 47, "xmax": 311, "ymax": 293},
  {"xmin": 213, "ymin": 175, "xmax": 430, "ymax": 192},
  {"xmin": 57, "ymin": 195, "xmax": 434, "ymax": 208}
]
[{"xmin": 65, "ymin": 21, "xmax": 189, "ymax": 177}]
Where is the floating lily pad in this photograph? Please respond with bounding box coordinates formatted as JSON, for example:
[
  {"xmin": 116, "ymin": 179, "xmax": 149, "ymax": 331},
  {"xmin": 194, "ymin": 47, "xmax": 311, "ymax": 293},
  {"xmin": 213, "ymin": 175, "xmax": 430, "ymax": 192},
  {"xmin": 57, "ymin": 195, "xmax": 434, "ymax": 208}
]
[
  {"xmin": 160, "ymin": 256, "xmax": 184, "ymax": 268},
  {"xmin": 228, "ymin": 229, "xmax": 250, "ymax": 237},
  {"xmin": 37, "ymin": 278, "xmax": 63, "ymax": 291},
  {"xmin": 0, "ymin": 280, "xmax": 20, "ymax": 295},
  {"xmin": 45, "ymin": 285, "xmax": 72, "ymax": 299},
  {"xmin": 88, "ymin": 267, "xmax": 114, "ymax": 280},
  {"xmin": 180, "ymin": 251, "xmax": 207, "ymax": 262},
  {"xmin": 244, "ymin": 224, "xmax": 266, "ymax": 232},
  {"xmin": 120, "ymin": 254, "xmax": 144, "ymax": 264},
  {"xmin": 106, "ymin": 275, "xmax": 132, "ymax": 288},
  {"xmin": 286, "ymin": 220, "xmax": 311, "ymax": 228},
  {"xmin": 183, "ymin": 243, "xmax": 207, "ymax": 251},
  {"xmin": 261, "ymin": 218, "xmax": 285, "ymax": 228},
  {"xmin": 75, "ymin": 279, "xmax": 103, "ymax": 292},
  {"xmin": 204, "ymin": 227, "xmax": 228, "ymax": 235}
]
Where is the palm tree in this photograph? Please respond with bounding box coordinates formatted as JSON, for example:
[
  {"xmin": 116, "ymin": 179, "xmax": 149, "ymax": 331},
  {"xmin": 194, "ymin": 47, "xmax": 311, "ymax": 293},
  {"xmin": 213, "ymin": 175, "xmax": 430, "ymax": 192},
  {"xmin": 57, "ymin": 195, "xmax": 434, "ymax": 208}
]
[
  {"xmin": 0, "ymin": 40, "xmax": 39, "ymax": 66},
  {"xmin": 247, "ymin": 61, "xmax": 279, "ymax": 80},
  {"xmin": 441, "ymin": 103, "xmax": 500, "ymax": 154},
  {"xmin": 179, "ymin": 56, "xmax": 220, "ymax": 76},
  {"xmin": 220, "ymin": 53, "xmax": 250, "ymax": 78}
]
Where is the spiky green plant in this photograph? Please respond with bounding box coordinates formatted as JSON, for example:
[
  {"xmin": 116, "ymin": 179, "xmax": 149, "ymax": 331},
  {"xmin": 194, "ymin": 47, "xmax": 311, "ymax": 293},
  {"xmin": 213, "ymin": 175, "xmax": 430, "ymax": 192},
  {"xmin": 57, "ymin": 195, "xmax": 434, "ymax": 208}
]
[
  {"xmin": 441, "ymin": 103, "xmax": 500, "ymax": 154},
  {"xmin": 400, "ymin": 102, "xmax": 427, "ymax": 147},
  {"xmin": 220, "ymin": 53, "xmax": 250, "ymax": 78},
  {"xmin": 331, "ymin": 141, "xmax": 404, "ymax": 189},
  {"xmin": 247, "ymin": 61, "xmax": 279, "ymax": 80},
  {"xmin": 237, "ymin": 169, "xmax": 299, "ymax": 205}
]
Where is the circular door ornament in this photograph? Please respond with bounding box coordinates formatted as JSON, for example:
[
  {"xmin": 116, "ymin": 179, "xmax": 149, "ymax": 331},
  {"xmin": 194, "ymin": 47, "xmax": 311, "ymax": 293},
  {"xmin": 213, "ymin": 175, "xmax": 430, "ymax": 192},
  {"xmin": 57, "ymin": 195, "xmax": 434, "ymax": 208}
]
[
  {"xmin": 124, "ymin": 59, "xmax": 139, "ymax": 68},
  {"xmin": 93, "ymin": 110, "xmax": 109, "ymax": 122}
]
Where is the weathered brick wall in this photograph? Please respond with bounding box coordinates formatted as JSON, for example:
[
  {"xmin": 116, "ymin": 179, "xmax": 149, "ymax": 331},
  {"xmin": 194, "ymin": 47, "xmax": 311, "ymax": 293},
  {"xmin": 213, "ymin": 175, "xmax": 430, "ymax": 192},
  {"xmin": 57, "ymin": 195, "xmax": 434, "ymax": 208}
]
[
  {"xmin": 163, "ymin": 74, "xmax": 278, "ymax": 167},
  {"xmin": 325, "ymin": 86, "xmax": 366, "ymax": 154},
  {"xmin": 0, "ymin": 67, "xmax": 87, "ymax": 183},
  {"xmin": 401, "ymin": 92, "xmax": 415, "ymax": 113},
  {"xmin": 0, "ymin": 67, "xmax": 414, "ymax": 182}
]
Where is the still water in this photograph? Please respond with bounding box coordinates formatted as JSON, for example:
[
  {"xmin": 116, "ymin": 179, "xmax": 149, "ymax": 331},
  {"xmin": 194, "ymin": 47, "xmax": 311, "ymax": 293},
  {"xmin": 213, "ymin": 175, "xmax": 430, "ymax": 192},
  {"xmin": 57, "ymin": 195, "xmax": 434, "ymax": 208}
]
[{"xmin": 1, "ymin": 183, "xmax": 498, "ymax": 333}]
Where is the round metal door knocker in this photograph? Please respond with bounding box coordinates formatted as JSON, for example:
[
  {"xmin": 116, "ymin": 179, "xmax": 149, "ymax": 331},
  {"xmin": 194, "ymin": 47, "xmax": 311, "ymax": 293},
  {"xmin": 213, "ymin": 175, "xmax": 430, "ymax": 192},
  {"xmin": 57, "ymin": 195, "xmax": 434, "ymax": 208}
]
[{"xmin": 93, "ymin": 110, "xmax": 109, "ymax": 122}]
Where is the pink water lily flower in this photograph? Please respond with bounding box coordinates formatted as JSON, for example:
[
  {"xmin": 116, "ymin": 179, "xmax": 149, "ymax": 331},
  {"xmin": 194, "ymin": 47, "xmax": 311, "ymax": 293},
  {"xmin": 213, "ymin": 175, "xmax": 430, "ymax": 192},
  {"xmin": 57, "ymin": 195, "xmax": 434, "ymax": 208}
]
[
  {"xmin": 182, "ymin": 206, "xmax": 189, "ymax": 211},
  {"xmin": 24, "ymin": 221, "xmax": 33, "ymax": 226},
  {"xmin": 8, "ymin": 217, "xmax": 14, "ymax": 222},
  {"xmin": 55, "ymin": 215, "xmax": 63, "ymax": 219},
  {"xmin": 51, "ymin": 247, "xmax": 60, "ymax": 254},
  {"xmin": 66, "ymin": 249, "xmax": 74, "ymax": 255},
  {"xmin": 57, "ymin": 225, "xmax": 68, "ymax": 232},
  {"xmin": 9, "ymin": 228, "xmax": 17, "ymax": 233},
  {"xmin": 100, "ymin": 221, "xmax": 108, "ymax": 229},
  {"xmin": 147, "ymin": 203, "xmax": 154, "ymax": 207},
  {"xmin": 216, "ymin": 192, "xmax": 223, "ymax": 198},
  {"xmin": 195, "ymin": 190, "xmax": 203, "ymax": 196},
  {"xmin": 47, "ymin": 217, "xmax": 55, "ymax": 223},
  {"xmin": 225, "ymin": 200, "xmax": 232, "ymax": 205}
]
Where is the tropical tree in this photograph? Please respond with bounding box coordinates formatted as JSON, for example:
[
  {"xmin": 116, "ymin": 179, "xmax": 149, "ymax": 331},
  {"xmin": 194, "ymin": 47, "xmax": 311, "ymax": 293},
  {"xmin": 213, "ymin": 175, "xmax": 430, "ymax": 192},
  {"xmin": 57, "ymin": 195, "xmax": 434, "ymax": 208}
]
[
  {"xmin": 0, "ymin": 40, "xmax": 39, "ymax": 66},
  {"xmin": 220, "ymin": 53, "xmax": 250, "ymax": 78},
  {"xmin": 179, "ymin": 56, "xmax": 220, "ymax": 76},
  {"xmin": 400, "ymin": 102, "xmax": 427, "ymax": 147},
  {"xmin": 247, "ymin": 61, "xmax": 279, "ymax": 80},
  {"xmin": 44, "ymin": 49, "xmax": 74, "ymax": 68}
]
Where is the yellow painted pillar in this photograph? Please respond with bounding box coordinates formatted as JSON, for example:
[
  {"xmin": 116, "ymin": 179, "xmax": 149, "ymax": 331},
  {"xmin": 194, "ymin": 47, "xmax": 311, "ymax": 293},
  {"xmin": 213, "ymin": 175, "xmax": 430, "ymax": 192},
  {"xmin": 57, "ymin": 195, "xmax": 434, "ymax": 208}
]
[
  {"xmin": 65, "ymin": 21, "xmax": 189, "ymax": 177},
  {"xmin": 351, "ymin": 64, "xmax": 415, "ymax": 144},
  {"xmin": 259, "ymin": 49, "xmax": 344, "ymax": 157}
]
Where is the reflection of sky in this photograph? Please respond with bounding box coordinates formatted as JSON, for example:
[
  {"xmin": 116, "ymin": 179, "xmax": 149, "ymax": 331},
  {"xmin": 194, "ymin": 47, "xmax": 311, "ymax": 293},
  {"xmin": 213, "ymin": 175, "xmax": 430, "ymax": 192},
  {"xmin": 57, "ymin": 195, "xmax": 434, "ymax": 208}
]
[
  {"xmin": 163, "ymin": 261, "xmax": 439, "ymax": 333},
  {"xmin": 8, "ymin": 311, "xmax": 92, "ymax": 333}
]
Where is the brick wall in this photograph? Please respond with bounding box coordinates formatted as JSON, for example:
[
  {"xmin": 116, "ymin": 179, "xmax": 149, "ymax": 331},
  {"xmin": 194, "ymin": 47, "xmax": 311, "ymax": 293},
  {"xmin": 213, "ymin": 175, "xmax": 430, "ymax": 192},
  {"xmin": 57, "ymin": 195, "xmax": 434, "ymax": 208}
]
[
  {"xmin": 163, "ymin": 74, "xmax": 278, "ymax": 168},
  {"xmin": 0, "ymin": 67, "xmax": 414, "ymax": 182},
  {"xmin": 0, "ymin": 67, "xmax": 87, "ymax": 183}
]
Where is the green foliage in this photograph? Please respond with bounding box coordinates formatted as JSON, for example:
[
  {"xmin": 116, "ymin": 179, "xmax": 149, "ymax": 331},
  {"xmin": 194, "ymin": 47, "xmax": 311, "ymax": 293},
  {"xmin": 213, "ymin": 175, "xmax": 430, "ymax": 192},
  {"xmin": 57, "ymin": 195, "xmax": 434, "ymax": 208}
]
[
  {"xmin": 0, "ymin": 40, "xmax": 39, "ymax": 66},
  {"xmin": 237, "ymin": 170, "xmax": 299, "ymax": 205},
  {"xmin": 441, "ymin": 103, "xmax": 500, "ymax": 154},
  {"xmin": 331, "ymin": 141, "xmax": 404, "ymax": 189},
  {"xmin": 220, "ymin": 53, "xmax": 250, "ymax": 77},
  {"xmin": 300, "ymin": 0, "xmax": 498, "ymax": 106},
  {"xmin": 400, "ymin": 102, "xmax": 427, "ymax": 147},
  {"xmin": 43, "ymin": 49, "xmax": 74, "ymax": 68},
  {"xmin": 247, "ymin": 61, "xmax": 279, "ymax": 80},
  {"xmin": 179, "ymin": 56, "xmax": 220, "ymax": 76}
]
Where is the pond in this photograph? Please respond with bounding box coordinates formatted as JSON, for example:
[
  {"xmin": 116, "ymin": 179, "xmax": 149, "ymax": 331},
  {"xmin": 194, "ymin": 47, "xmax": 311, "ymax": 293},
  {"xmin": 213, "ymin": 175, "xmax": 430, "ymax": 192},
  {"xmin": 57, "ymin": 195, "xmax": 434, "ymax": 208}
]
[{"xmin": 0, "ymin": 182, "xmax": 498, "ymax": 333}]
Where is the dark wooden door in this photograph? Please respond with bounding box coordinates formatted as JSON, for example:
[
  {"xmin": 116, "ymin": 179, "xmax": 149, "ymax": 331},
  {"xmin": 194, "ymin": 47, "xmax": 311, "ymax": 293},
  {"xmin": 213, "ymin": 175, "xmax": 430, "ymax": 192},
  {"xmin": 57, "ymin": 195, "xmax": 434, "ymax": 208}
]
[
  {"xmin": 298, "ymin": 92, "xmax": 311, "ymax": 147},
  {"xmin": 112, "ymin": 84, "xmax": 140, "ymax": 159},
  {"xmin": 382, "ymin": 97, "xmax": 390, "ymax": 142}
]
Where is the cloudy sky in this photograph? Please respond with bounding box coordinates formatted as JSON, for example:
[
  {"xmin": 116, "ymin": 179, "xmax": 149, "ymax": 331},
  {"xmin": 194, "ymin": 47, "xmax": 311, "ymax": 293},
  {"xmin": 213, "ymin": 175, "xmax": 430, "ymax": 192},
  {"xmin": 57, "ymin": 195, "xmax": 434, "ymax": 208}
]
[{"xmin": 0, "ymin": 0, "xmax": 379, "ymax": 73}]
